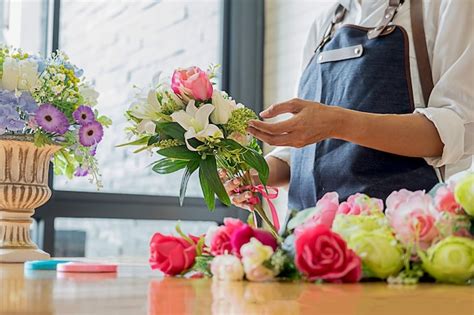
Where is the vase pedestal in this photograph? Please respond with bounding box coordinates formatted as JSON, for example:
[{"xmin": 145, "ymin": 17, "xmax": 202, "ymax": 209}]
[
  {"xmin": 0, "ymin": 135, "xmax": 59, "ymax": 263},
  {"xmin": 0, "ymin": 248, "xmax": 50, "ymax": 263}
]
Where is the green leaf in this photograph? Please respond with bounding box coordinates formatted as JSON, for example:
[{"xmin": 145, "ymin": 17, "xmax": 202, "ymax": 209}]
[
  {"xmin": 199, "ymin": 167, "xmax": 215, "ymax": 210},
  {"xmin": 157, "ymin": 122, "xmax": 186, "ymax": 141},
  {"xmin": 242, "ymin": 147, "xmax": 269, "ymax": 185},
  {"xmin": 147, "ymin": 134, "xmax": 161, "ymax": 146},
  {"xmin": 175, "ymin": 223, "xmax": 195, "ymax": 245},
  {"xmin": 221, "ymin": 139, "xmax": 269, "ymax": 185},
  {"xmin": 158, "ymin": 146, "xmax": 200, "ymax": 160},
  {"xmin": 152, "ymin": 158, "xmax": 188, "ymax": 174},
  {"xmin": 116, "ymin": 137, "xmax": 149, "ymax": 147},
  {"xmin": 180, "ymin": 160, "xmax": 200, "ymax": 206},
  {"xmin": 200, "ymin": 156, "xmax": 231, "ymax": 207}
]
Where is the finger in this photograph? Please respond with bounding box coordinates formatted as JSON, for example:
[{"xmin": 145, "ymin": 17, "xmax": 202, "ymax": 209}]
[
  {"xmin": 248, "ymin": 118, "xmax": 297, "ymax": 135},
  {"xmin": 218, "ymin": 169, "xmax": 228, "ymax": 181},
  {"xmin": 232, "ymin": 191, "xmax": 254, "ymax": 204},
  {"xmin": 247, "ymin": 127, "xmax": 297, "ymax": 146},
  {"xmin": 260, "ymin": 99, "xmax": 304, "ymax": 119},
  {"xmin": 224, "ymin": 178, "xmax": 241, "ymax": 195}
]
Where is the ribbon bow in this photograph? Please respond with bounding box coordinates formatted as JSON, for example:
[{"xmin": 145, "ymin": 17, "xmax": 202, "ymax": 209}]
[{"xmin": 236, "ymin": 184, "xmax": 280, "ymax": 232}]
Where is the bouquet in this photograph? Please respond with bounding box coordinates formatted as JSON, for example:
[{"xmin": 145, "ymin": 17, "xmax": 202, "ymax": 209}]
[
  {"xmin": 121, "ymin": 65, "xmax": 279, "ymax": 233},
  {"xmin": 0, "ymin": 46, "xmax": 111, "ymax": 187},
  {"xmin": 149, "ymin": 172, "xmax": 474, "ymax": 285}
]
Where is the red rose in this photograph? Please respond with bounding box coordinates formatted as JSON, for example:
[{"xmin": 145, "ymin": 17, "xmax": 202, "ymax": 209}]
[
  {"xmin": 231, "ymin": 225, "xmax": 278, "ymax": 257},
  {"xmin": 149, "ymin": 233, "xmax": 196, "ymax": 276},
  {"xmin": 210, "ymin": 218, "xmax": 244, "ymax": 255},
  {"xmin": 295, "ymin": 224, "xmax": 362, "ymax": 283}
]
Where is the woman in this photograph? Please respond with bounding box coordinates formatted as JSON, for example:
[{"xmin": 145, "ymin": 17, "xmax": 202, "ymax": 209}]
[{"xmin": 223, "ymin": 0, "xmax": 473, "ymax": 213}]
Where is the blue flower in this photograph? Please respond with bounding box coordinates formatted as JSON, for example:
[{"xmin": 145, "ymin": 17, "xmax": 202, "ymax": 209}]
[
  {"xmin": 0, "ymin": 104, "xmax": 24, "ymax": 134},
  {"xmin": 0, "ymin": 90, "xmax": 38, "ymax": 114}
]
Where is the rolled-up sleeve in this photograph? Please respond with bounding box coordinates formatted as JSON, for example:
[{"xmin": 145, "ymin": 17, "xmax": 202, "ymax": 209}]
[
  {"xmin": 414, "ymin": 0, "xmax": 474, "ymax": 167},
  {"xmin": 266, "ymin": 146, "xmax": 291, "ymax": 165}
]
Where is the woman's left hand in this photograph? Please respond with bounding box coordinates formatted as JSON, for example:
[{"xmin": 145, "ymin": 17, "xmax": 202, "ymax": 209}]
[{"xmin": 247, "ymin": 98, "xmax": 341, "ymax": 148}]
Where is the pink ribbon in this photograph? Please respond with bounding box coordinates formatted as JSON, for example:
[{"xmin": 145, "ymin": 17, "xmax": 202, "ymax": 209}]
[{"xmin": 235, "ymin": 185, "xmax": 280, "ymax": 231}]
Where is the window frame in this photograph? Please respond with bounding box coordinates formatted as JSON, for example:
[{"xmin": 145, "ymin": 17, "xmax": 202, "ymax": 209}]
[{"xmin": 34, "ymin": 0, "xmax": 265, "ymax": 255}]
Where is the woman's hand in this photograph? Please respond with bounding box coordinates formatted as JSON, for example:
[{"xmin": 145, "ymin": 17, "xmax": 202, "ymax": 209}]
[
  {"xmin": 248, "ymin": 98, "xmax": 443, "ymax": 158},
  {"xmin": 218, "ymin": 169, "xmax": 255, "ymax": 211},
  {"xmin": 247, "ymin": 98, "xmax": 341, "ymax": 148}
]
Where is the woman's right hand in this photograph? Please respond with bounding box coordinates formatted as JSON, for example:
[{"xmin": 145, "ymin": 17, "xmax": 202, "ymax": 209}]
[{"xmin": 218, "ymin": 169, "xmax": 255, "ymax": 211}]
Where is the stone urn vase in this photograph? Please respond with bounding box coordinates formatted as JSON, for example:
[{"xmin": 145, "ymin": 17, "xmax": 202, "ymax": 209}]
[{"xmin": 0, "ymin": 135, "xmax": 60, "ymax": 262}]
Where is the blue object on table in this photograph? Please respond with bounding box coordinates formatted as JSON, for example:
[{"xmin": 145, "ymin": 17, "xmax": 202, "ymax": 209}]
[{"xmin": 25, "ymin": 259, "xmax": 71, "ymax": 271}]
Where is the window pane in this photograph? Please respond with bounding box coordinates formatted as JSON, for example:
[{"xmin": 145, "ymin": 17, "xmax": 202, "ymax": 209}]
[
  {"xmin": 0, "ymin": 0, "xmax": 48, "ymax": 54},
  {"xmin": 54, "ymin": 0, "xmax": 223, "ymax": 195},
  {"xmin": 54, "ymin": 218, "xmax": 215, "ymax": 258}
]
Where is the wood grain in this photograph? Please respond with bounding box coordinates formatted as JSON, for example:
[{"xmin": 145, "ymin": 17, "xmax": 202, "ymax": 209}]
[{"xmin": 0, "ymin": 259, "xmax": 472, "ymax": 315}]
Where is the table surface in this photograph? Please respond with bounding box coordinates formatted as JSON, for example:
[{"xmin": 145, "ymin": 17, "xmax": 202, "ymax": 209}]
[{"xmin": 1, "ymin": 258, "xmax": 473, "ymax": 315}]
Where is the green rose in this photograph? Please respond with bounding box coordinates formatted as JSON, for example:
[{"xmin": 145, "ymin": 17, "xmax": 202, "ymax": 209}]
[
  {"xmin": 348, "ymin": 230, "xmax": 404, "ymax": 279},
  {"xmin": 332, "ymin": 214, "xmax": 389, "ymax": 241},
  {"xmin": 454, "ymin": 173, "xmax": 474, "ymax": 216},
  {"xmin": 420, "ymin": 236, "xmax": 474, "ymax": 284}
]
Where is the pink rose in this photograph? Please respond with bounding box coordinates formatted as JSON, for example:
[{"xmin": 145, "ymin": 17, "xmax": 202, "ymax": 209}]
[
  {"xmin": 434, "ymin": 185, "xmax": 462, "ymax": 214},
  {"xmin": 295, "ymin": 192, "xmax": 339, "ymax": 233},
  {"xmin": 295, "ymin": 224, "xmax": 362, "ymax": 283},
  {"xmin": 337, "ymin": 193, "xmax": 384, "ymax": 215},
  {"xmin": 149, "ymin": 233, "xmax": 196, "ymax": 276},
  {"xmin": 386, "ymin": 189, "xmax": 440, "ymax": 250},
  {"xmin": 210, "ymin": 218, "xmax": 244, "ymax": 256},
  {"xmin": 171, "ymin": 66, "xmax": 213, "ymax": 101},
  {"xmin": 437, "ymin": 212, "xmax": 472, "ymax": 238},
  {"xmin": 231, "ymin": 225, "xmax": 278, "ymax": 257}
]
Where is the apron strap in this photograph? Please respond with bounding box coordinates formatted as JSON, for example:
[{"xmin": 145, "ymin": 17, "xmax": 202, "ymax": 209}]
[
  {"xmin": 368, "ymin": 0, "xmax": 404, "ymax": 39},
  {"xmin": 410, "ymin": 1, "xmax": 445, "ymax": 181},
  {"xmin": 410, "ymin": 0, "xmax": 433, "ymax": 107},
  {"xmin": 315, "ymin": 4, "xmax": 347, "ymax": 53}
]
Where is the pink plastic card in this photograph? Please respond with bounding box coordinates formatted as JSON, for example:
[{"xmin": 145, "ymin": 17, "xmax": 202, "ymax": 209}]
[{"xmin": 57, "ymin": 262, "xmax": 118, "ymax": 273}]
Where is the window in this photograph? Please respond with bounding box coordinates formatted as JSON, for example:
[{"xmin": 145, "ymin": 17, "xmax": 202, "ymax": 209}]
[
  {"xmin": 0, "ymin": 0, "xmax": 49, "ymax": 54},
  {"xmin": 54, "ymin": 0, "xmax": 223, "ymax": 196}
]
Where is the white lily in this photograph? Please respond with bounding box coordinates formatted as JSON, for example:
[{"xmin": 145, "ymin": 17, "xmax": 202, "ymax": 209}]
[
  {"xmin": 129, "ymin": 89, "xmax": 162, "ymax": 120},
  {"xmin": 171, "ymin": 100, "xmax": 223, "ymax": 151},
  {"xmin": 210, "ymin": 90, "xmax": 242, "ymax": 124}
]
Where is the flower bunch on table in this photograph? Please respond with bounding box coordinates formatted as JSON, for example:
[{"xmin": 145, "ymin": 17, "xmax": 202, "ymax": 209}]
[
  {"xmin": 121, "ymin": 65, "xmax": 276, "ymax": 232},
  {"xmin": 0, "ymin": 46, "xmax": 111, "ymax": 187},
  {"xmin": 148, "ymin": 172, "xmax": 474, "ymax": 285}
]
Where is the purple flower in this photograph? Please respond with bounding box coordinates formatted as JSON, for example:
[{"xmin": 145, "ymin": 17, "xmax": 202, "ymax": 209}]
[
  {"xmin": 35, "ymin": 103, "xmax": 69, "ymax": 135},
  {"xmin": 72, "ymin": 105, "xmax": 95, "ymax": 125},
  {"xmin": 74, "ymin": 166, "xmax": 89, "ymax": 177},
  {"xmin": 79, "ymin": 121, "xmax": 103, "ymax": 147}
]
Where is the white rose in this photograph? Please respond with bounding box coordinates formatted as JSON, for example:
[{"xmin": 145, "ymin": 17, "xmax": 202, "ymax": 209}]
[
  {"xmin": 210, "ymin": 90, "xmax": 239, "ymax": 125},
  {"xmin": 18, "ymin": 59, "xmax": 39, "ymax": 91},
  {"xmin": 211, "ymin": 254, "xmax": 244, "ymax": 281},
  {"xmin": 79, "ymin": 85, "xmax": 100, "ymax": 106},
  {"xmin": 240, "ymin": 238, "xmax": 276, "ymax": 282},
  {"xmin": 1, "ymin": 57, "xmax": 20, "ymax": 91}
]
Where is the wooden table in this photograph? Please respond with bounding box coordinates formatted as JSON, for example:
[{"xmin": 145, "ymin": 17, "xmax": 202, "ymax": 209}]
[{"xmin": 1, "ymin": 259, "xmax": 472, "ymax": 315}]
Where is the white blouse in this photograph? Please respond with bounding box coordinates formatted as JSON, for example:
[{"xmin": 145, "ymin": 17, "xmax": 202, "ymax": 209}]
[{"xmin": 268, "ymin": 0, "xmax": 474, "ymax": 178}]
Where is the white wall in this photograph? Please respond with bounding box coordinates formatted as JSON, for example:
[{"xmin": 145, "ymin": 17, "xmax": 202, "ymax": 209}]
[{"xmin": 263, "ymin": 0, "xmax": 333, "ymax": 220}]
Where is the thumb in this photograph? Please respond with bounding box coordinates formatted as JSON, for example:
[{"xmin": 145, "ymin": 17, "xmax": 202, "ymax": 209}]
[{"xmin": 260, "ymin": 99, "xmax": 304, "ymax": 119}]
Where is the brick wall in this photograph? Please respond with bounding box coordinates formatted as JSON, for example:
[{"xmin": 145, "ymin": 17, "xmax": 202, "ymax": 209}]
[
  {"xmin": 55, "ymin": 0, "xmax": 222, "ymax": 196},
  {"xmin": 53, "ymin": 0, "xmax": 222, "ymax": 257}
]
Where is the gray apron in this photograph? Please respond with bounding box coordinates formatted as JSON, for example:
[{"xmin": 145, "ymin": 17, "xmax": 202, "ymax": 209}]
[{"xmin": 288, "ymin": 1, "xmax": 439, "ymax": 210}]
